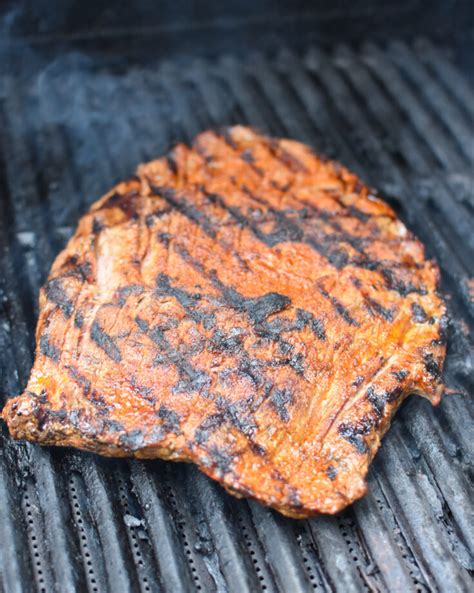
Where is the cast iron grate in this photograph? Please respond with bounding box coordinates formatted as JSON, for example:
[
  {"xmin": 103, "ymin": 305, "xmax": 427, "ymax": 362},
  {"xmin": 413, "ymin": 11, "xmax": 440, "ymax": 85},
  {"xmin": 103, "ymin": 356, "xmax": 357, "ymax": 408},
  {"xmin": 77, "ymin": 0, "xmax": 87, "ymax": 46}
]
[{"xmin": 0, "ymin": 38, "xmax": 472, "ymax": 593}]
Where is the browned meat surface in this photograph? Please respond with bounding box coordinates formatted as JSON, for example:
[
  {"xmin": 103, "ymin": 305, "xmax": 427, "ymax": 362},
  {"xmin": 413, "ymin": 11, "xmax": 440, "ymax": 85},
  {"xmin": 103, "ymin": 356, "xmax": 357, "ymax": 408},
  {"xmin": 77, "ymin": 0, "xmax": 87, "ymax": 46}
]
[{"xmin": 2, "ymin": 126, "xmax": 447, "ymax": 516}]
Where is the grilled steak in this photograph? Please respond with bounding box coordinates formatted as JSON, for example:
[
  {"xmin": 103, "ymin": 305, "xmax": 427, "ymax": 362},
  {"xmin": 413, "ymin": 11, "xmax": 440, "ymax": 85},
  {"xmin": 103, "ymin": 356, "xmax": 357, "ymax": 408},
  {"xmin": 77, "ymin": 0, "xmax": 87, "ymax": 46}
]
[{"xmin": 2, "ymin": 126, "xmax": 446, "ymax": 516}]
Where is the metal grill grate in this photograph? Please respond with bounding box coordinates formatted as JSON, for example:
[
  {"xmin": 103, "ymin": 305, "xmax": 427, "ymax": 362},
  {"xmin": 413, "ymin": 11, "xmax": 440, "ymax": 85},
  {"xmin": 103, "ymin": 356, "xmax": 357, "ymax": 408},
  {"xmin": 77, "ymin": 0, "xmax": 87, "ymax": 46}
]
[{"xmin": 0, "ymin": 38, "xmax": 472, "ymax": 593}]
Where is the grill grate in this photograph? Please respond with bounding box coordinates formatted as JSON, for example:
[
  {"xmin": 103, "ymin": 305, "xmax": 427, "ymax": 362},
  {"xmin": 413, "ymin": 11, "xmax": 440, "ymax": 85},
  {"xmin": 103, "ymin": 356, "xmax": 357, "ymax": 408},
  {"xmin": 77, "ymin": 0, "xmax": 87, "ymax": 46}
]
[{"xmin": 0, "ymin": 38, "xmax": 472, "ymax": 593}]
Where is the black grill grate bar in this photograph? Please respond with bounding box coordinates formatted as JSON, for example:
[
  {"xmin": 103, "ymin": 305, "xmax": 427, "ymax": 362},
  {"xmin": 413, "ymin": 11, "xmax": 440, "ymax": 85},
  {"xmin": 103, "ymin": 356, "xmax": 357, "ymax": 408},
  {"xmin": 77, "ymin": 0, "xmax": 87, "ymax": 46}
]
[
  {"xmin": 357, "ymin": 45, "xmax": 474, "ymax": 256},
  {"xmin": 110, "ymin": 466, "xmax": 160, "ymax": 593},
  {"xmin": 352, "ymin": 487, "xmax": 425, "ymax": 592},
  {"xmin": 55, "ymin": 69, "xmax": 116, "ymax": 211},
  {"xmin": 0, "ymin": 456, "xmax": 33, "ymax": 593},
  {"xmin": 129, "ymin": 461, "xmax": 196, "ymax": 593},
  {"xmin": 158, "ymin": 464, "xmax": 226, "ymax": 593},
  {"xmin": 67, "ymin": 471, "xmax": 110, "ymax": 593},
  {"xmin": 306, "ymin": 517, "xmax": 365, "ymax": 593},
  {"xmin": 416, "ymin": 39, "xmax": 474, "ymax": 120},
  {"xmin": 190, "ymin": 470, "xmax": 266, "ymax": 593},
  {"xmin": 358, "ymin": 44, "xmax": 468, "ymax": 173},
  {"xmin": 83, "ymin": 456, "xmax": 139, "ymax": 593},
  {"xmin": 339, "ymin": 44, "xmax": 474, "ymax": 258},
  {"xmin": 375, "ymin": 429, "xmax": 473, "ymax": 591},
  {"xmin": 401, "ymin": 402, "xmax": 474, "ymax": 555},
  {"xmin": 248, "ymin": 504, "xmax": 315, "ymax": 593},
  {"xmin": 387, "ymin": 41, "xmax": 474, "ymax": 163},
  {"xmin": 29, "ymin": 75, "xmax": 83, "ymax": 230},
  {"xmin": 0, "ymin": 212, "xmax": 33, "ymax": 591}
]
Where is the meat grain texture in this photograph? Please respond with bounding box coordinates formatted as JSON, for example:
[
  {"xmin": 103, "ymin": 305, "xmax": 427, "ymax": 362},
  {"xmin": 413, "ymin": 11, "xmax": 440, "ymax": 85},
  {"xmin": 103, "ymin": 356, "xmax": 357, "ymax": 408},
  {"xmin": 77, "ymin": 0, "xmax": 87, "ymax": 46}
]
[{"xmin": 2, "ymin": 126, "xmax": 447, "ymax": 517}]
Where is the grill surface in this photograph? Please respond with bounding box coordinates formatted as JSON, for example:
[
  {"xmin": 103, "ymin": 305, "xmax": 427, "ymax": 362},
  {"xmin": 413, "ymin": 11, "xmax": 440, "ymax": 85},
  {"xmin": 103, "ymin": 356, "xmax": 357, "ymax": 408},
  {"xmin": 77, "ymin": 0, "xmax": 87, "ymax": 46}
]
[{"xmin": 0, "ymin": 38, "xmax": 473, "ymax": 593}]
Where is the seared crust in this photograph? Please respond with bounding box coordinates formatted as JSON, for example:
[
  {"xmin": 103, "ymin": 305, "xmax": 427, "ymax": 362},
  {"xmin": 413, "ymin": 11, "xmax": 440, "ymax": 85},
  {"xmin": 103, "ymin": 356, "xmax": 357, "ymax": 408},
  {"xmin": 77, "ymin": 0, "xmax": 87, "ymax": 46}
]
[{"xmin": 2, "ymin": 126, "xmax": 446, "ymax": 516}]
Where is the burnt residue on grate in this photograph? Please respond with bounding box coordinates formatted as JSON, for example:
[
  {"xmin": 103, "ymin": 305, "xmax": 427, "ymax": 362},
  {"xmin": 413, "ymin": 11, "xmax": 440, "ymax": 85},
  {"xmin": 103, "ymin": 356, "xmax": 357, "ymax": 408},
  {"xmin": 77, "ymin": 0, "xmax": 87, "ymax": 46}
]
[{"xmin": 0, "ymin": 39, "xmax": 473, "ymax": 593}]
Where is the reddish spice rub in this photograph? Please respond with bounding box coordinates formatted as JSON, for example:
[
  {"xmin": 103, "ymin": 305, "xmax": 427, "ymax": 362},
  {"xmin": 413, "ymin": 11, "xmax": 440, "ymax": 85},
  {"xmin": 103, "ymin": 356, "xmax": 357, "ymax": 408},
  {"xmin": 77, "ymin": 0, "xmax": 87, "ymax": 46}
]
[{"xmin": 2, "ymin": 126, "xmax": 446, "ymax": 517}]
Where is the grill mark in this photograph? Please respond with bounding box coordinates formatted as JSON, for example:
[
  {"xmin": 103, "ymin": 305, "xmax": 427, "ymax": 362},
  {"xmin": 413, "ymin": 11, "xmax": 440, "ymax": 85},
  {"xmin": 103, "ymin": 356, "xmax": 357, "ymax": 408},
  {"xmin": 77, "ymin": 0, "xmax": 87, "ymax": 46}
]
[
  {"xmin": 207, "ymin": 187, "xmax": 304, "ymax": 247},
  {"xmin": 205, "ymin": 267, "xmax": 292, "ymax": 325},
  {"xmin": 240, "ymin": 148, "xmax": 265, "ymax": 176},
  {"xmin": 166, "ymin": 154, "xmax": 178, "ymax": 175},
  {"xmin": 135, "ymin": 316, "xmax": 211, "ymax": 394},
  {"xmin": 89, "ymin": 390, "xmax": 112, "ymax": 411},
  {"xmin": 207, "ymin": 445, "xmax": 234, "ymax": 476},
  {"xmin": 90, "ymin": 321, "xmax": 122, "ymax": 362},
  {"xmin": 157, "ymin": 405, "xmax": 181, "ymax": 433},
  {"xmin": 338, "ymin": 419, "xmax": 372, "ymax": 454},
  {"xmin": 270, "ymin": 388, "xmax": 294, "ymax": 422},
  {"xmin": 74, "ymin": 310, "xmax": 84, "ymax": 328},
  {"xmin": 219, "ymin": 126, "xmax": 238, "ymax": 150},
  {"xmin": 216, "ymin": 395, "xmax": 258, "ymax": 438},
  {"xmin": 145, "ymin": 207, "xmax": 172, "ymax": 227},
  {"xmin": 155, "ymin": 273, "xmax": 216, "ymax": 329},
  {"xmin": 212, "ymin": 132, "xmax": 422, "ymax": 299},
  {"xmin": 269, "ymin": 352, "xmax": 305, "ymax": 375},
  {"xmin": 287, "ymin": 487, "xmax": 302, "ymax": 507},
  {"xmin": 119, "ymin": 429, "xmax": 145, "ymax": 450},
  {"xmin": 152, "ymin": 163, "xmax": 419, "ymax": 301},
  {"xmin": 195, "ymin": 412, "xmax": 225, "ymax": 444},
  {"xmin": 255, "ymin": 307, "xmax": 326, "ymax": 341},
  {"xmin": 317, "ymin": 284, "xmax": 360, "ymax": 327},
  {"xmin": 92, "ymin": 217, "xmax": 104, "ymax": 233},
  {"xmin": 392, "ymin": 369, "xmax": 408, "ymax": 381},
  {"xmin": 363, "ymin": 296, "xmax": 395, "ymax": 322},
  {"xmin": 366, "ymin": 386, "xmax": 387, "ymax": 418},
  {"xmin": 411, "ymin": 302, "xmax": 428, "ymax": 323},
  {"xmin": 267, "ymin": 139, "xmax": 309, "ymax": 174},
  {"xmin": 381, "ymin": 269, "xmax": 427, "ymax": 296},
  {"xmin": 173, "ymin": 243, "xmax": 322, "ymax": 381},
  {"xmin": 44, "ymin": 278, "xmax": 74, "ymax": 317},
  {"xmin": 207, "ymin": 328, "xmax": 245, "ymax": 353},
  {"xmin": 423, "ymin": 352, "xmax": 442, "ymax": 381},
  {"xmin": 118, "ymin": 284, "xmax": 145, "ymax": 296},
  {"xmin": 338, "ymin": 202, "xmax": 370, "ymax": 222},
  {"xmin": 150, "ymin": 185, "xmax": 217, "ymax": 238},
  {"xmin": 65, "ymin": 365, "xmax": 91, "ymax": 396},
  {"xmin": 40, "ymin": 335, "xmax": 60, "ymax": 362}
]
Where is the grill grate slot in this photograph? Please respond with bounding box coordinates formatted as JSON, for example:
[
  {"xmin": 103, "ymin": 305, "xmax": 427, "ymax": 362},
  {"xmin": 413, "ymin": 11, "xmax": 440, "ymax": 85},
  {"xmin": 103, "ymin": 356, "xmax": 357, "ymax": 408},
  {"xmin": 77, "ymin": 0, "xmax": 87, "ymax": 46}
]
[
  {"xmin": 68, "ymin": 473, "xmax": 104, "ymax": 593},
  {"xmin": 0, "ymin": 39, "xmax": 472, "ymax": 593}
]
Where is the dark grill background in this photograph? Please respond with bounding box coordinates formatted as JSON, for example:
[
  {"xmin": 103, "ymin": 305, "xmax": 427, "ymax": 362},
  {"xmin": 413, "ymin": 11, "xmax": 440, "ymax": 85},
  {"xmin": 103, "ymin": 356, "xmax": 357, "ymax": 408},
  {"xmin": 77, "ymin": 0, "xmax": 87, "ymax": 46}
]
[{"xmin": 0, "ymin": 10, "xmax": 473, "ymax": 592}]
